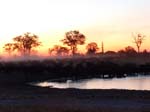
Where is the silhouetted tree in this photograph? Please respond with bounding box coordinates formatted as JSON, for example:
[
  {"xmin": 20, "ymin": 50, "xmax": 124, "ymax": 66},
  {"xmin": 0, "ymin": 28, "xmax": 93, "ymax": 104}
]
[
  {"xmin": 143, "ymin": 49, "xmax": 148, "ymax": 54},
  {"xmin": 3, "ymin": 43, "xmax": 14, "ymax": 56},
  {"xmin": 61, "ymin": 30, "xmax": 86, "ymax": 55},
  {"xmin": 118, "ymin": 49, "xmax": 125, "ymax": 56},
  {"xmin": 13, "ymin": 32, "xmax": 41, "ymax": 56},
  {"xmin": 105, "ymin": 51, "xmax": 116, "ymax": 55},
  {"xmin": 142, "ymin": 49, "xmax": 149, "ymax": 57},
  {"xmin": 86, "ymin": 42, "xmax": 99, "ymax": 55},
  {"xmin": 49, "ymin": 45, "xmax": 69, "ymax": 56},
  {"xmin": 132, "ymin": 33, "xmax": 145, "ymax": 53},
  {"xmin": 125, "ymin": 46, "xmax": 137, "ymax": 54},
  {"xmin": 125, "ymin": 46, "xmax": 136, "ymax": 53},
  {"xmin": 118, "ymin": 46, "xmax": 137, "ymax": 56}
]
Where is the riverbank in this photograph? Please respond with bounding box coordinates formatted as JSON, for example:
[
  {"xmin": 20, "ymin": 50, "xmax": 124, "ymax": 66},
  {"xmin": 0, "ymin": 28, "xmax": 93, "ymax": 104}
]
[{"xmin": 0, "ymin": 85, "xmax": 150, "ymax": 112}]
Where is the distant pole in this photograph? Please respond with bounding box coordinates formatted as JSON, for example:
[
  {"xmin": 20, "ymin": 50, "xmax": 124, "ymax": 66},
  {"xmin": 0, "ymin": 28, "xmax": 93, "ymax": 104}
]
[{"xmin": 101, "ymin": 41, "xmax": 104, "ymax": 54}]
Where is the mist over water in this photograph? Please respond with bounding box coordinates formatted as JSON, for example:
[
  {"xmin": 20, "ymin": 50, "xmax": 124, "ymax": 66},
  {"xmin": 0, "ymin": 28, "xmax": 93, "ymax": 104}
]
[
  {"xmin": 0, "ymin": 55, "xmax": 92, "ymax": 63},
  {"xmin": 37, "ymin": 75, "xmax": 150, "ymax": 90},
  {"xmin": 0, "ymin": 55, "xmax": 71, "ymax": 62}
]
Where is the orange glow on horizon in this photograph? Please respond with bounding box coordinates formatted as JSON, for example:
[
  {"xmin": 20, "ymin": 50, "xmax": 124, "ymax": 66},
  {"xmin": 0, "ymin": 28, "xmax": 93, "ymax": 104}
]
[
  {"xmin": 0, "ymin": 0, "xmax": 150, "ymax": 56},
  {"xmin": 1, "ymin": 31, "xmax": 149, "ymax": 57}
]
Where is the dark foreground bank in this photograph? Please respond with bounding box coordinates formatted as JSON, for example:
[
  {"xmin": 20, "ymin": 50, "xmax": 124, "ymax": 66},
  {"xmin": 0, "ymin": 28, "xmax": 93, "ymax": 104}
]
[{"xmin": 0, "ymin": 85, "xmax": 150, "ymax": 112}]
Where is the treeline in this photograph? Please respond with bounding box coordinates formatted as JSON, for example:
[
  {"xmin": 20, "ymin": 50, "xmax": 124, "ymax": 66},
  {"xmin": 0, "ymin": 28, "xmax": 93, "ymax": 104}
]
[
  {"xmin": 3, "ymin": 31, "xmax": 147, "ymax": 57},
  {"xmin": 0, "ymin": 31, "xmax": 149, "ymax": 84},
  {"xmin": 0, "ymin": 55, "xmax": 150, "ymax": 83}
]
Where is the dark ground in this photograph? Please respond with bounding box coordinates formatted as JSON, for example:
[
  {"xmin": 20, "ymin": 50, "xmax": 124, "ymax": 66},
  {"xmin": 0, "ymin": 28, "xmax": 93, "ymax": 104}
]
[{"xmin": 0, "ymin": 85, "xmax": 149, "ymax": 112}]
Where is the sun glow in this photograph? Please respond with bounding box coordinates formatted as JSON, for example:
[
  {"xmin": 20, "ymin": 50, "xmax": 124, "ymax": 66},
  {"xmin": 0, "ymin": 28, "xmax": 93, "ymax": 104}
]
[{"xmin": 0, "ymin": 0, "xmax": 150, "ymax": 55}]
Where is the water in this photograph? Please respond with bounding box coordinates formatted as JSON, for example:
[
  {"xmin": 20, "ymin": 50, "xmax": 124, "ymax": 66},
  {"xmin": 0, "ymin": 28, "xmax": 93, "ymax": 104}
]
[{"xmin": 36, "ymin": 75, "xmax": 150, "ymax": 90}]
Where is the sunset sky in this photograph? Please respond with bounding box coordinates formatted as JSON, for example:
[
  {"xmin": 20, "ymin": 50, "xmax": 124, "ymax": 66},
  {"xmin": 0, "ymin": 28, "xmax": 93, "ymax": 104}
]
[{"xmin": 0, "ymin": 0, "xmax": 150, "ymax": 55}]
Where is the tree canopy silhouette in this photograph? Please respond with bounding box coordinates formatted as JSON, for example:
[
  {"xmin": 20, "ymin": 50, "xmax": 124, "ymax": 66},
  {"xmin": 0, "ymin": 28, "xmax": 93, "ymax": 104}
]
[
  {"xmin": 3, "ymin": 43, "xmax": 15, "ymax": 56},
  {"xmin": 49, "ymin": 45, "xmax": 69, "ymax": 56},
  {"xmin": 132, "ymin": 33, "xmax": 145, "ymax": 53},
  {"xmin": 12, "ymin": 32, "xmax": 41, "ymax": 56},
  {"xmin": 118, "ymin": 46, "xmax": 137, "ymax": 56},
  {"xmin": 61, "ymin": 30, "xmax": 86, "ymax": 55},
  {"xmin": 125, "ymin": 46, "xmax": 137, "ymax": 54},
  {"xmin": 86, "ymin": 42, "xmax": 99, "ymax": 55}
]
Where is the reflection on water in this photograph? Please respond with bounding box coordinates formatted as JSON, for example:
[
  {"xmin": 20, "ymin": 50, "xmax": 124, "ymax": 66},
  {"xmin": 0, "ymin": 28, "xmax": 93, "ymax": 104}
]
[{"xmin": 37, "ymin": 75, "xmax": 150, "ymax": 90}]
